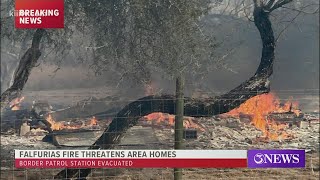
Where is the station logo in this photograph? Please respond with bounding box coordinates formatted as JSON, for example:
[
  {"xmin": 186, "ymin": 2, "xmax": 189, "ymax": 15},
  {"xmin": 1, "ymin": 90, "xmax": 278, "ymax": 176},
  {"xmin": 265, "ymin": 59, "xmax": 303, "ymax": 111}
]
[
  {"xmin": 15, "ymin": 0, "xmax": 64, "ymax": 28},
  {"xmin": 248, "ymin": 150, "xmax": 305, "ymax": 168}
]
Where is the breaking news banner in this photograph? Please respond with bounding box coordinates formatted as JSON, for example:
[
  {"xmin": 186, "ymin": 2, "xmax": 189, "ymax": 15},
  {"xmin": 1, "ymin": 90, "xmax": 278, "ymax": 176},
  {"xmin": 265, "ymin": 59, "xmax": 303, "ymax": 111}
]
[
  {"xmin": 14, "ymin": 150, "xmax": 306, "ymax": 169},
  {"xmin": 14, "ymin": 0, "xmax": 64, "ymax": 28}
]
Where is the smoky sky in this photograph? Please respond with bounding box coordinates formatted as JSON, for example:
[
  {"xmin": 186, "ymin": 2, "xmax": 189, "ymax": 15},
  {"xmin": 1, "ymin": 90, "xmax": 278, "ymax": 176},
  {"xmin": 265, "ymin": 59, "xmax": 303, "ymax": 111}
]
[
  {"xmin": 1, "ymin": 12, "xmax": 319, "ymax": 99},
  {"xmin": 196, "ymin": 13, "xmax": 319, "ymax": 94}
]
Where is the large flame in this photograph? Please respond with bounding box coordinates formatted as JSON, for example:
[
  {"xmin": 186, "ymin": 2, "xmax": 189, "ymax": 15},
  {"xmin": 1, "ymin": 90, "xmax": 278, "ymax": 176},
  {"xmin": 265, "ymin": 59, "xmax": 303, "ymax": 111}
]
[
  {"xmin": 10, "ymin": 96, "xmax": 25, "ymax": 110},
  {"xmin": 225, "ymin": 93, "xmax": 300, "ymax": 141},
  {"xmin": 144, "ymin": 112, "xmax": 205, "ymax": 131},
  {"xmin": 46, "ymin": 114, "xmax": 97, "ymax": 131}
]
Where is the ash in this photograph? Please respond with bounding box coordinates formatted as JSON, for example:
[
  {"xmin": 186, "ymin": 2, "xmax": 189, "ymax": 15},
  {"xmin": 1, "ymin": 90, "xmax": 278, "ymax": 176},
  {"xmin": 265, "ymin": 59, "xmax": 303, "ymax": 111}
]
[{"xmin": 152, "ymin": 116, "xmax": 319, "ymax": 152}]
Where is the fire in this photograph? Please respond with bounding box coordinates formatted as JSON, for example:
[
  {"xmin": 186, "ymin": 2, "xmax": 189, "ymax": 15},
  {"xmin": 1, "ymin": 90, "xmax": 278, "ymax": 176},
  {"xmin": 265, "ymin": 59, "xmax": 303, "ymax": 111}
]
[
  {"xmin": 143, "ymin": 112, "xmax": 205, "ymax": 131},
  {"xmin": 10, "ymin": 96, "xmax": 25, "ymax": 110},
  {"xmin": 46, "ymin": 114, "xmax": 62, "ymax": 130},
  {"xmin": 88, "ymin": 116, "xmax": 98, "ymax": 126},
  {"xmin": 225, "ymin": 93, "xmax": 300, "ymax": 141},
  {"xmin": 46, "ymin": 114, "xmax": 78, "ymax": 131},
  {"xmin": 46, "ymin": 114, "xmax": 97, "ymax": 131}
]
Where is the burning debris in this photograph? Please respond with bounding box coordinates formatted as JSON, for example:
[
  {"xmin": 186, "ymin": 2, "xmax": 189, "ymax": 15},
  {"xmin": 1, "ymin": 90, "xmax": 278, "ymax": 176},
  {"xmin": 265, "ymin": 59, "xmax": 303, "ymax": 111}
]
[
  {"xmin": 1, "ymin": 92, "xmax": 318, "ymax": 149},
  {"xmin": 1, "ymin": 97, "xmax": 104, "ymax": 147},
  {"xmin": 45, "ymin": 114, "xmax": 100, "ymax": 131},
  {"xmin": 9, "ymin": 96, "xmax": 25, "ymax": 111},
  {"xmin": 43, "ymin": 114, "xmax": 103, "ymax": 146},
  {"xmin": 142, "ymin": 112, "xmax": 205, "ymax": 131},
  {"xmin": 224, "ymin": 93, "xmax": 305, "ymax": 141}
]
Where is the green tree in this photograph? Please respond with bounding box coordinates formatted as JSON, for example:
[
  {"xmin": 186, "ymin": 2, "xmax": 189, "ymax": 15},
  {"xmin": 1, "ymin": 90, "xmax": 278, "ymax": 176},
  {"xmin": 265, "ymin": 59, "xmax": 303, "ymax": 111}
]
[{"xmin": 75, "ymin": 1, "xmax": 214, "ymax": 179}]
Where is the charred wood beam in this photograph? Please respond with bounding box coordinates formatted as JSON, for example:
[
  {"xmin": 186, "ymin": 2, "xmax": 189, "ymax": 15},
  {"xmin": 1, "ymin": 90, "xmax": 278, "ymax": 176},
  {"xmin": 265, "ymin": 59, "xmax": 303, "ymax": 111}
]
[
  {"xmin": 55, "ymin": 1, "xmax": 288, "ymax": 178},
  {"xmin": 1, "ymin": 29, "xmax": 45, "ymax": 110},
  {"xmin": 49, "ymin": 96, "xmax": 124, "ymax": 121}
]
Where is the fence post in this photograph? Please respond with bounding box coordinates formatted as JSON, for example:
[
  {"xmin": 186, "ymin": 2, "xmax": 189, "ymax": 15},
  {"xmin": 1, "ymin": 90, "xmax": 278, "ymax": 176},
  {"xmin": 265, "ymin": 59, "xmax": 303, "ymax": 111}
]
[{"xmin": 174, "ymin": 75, "xmax": 184, "ymax": 180}]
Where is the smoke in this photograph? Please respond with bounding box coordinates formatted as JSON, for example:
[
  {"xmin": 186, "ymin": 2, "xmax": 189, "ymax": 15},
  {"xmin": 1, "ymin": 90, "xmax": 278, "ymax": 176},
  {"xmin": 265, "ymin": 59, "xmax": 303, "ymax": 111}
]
[
  {"xmin": 1, "ymin": 8, "xmax": 318, "ymax": 112},
  {"xmin": 1, "ymin": 52, "xmax": 20, "ymax": 93}
]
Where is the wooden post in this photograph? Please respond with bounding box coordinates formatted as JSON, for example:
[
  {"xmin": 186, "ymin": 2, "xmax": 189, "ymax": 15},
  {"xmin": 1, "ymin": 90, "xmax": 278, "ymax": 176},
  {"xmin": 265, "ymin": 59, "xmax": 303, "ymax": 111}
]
[{"xmin": 174, "ymin": 75, "xmax": 184, "ymax": 180}]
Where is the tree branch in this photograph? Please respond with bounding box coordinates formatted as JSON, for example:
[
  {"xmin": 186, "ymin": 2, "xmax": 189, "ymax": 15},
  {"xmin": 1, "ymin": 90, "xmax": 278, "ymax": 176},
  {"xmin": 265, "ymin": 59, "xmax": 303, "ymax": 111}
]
[
  {"xmin": 266, "ymin": 0, "xmax": 276, "ymax": 9},
  {"xmin": 1, "ymin": 29, "xmax": 45, "ymax": 110},
  {"xmin": 269, "ymin": 0, "xmax": 293, "ymax": 12},
  {"xmin": 282, "ymin": 5, "xmax": 319, "ymax": 14}
]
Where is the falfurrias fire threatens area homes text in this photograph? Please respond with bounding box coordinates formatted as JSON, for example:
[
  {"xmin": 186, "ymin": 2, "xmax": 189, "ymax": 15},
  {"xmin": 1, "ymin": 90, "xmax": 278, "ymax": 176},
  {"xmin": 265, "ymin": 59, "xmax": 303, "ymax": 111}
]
[{"xmin": 15, "ymin": 150, "xmax": 305, "ymax": 168}]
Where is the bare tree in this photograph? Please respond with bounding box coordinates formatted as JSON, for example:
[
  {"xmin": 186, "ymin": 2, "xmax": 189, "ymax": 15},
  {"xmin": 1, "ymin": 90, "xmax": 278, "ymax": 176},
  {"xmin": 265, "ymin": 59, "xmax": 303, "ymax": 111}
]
[
  {"xmin": 55, "ymin": 0, "xmax": 312, "ymax": 178},
  {"xmin": 0, "ymin": 0, "xmax": 81, "ymax": 109},
  {"xmin": 1, "ymin": 29, "xmax": 45, "ymax": 110}
]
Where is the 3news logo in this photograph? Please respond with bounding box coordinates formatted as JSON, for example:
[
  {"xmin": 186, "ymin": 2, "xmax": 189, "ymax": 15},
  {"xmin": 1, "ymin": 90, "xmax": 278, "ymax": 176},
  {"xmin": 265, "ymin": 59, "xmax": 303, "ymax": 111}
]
[{"xmin": 248, "ymin": 150, "xmax": 305, "ymax": 168}]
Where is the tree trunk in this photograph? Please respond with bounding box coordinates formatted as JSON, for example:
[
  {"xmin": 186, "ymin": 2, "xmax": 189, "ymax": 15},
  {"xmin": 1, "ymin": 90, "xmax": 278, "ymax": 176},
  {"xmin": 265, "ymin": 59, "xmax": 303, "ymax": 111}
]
[
  {"xmin": 55, "ymin": 4, "xmax": 277, "ymax": 179},
  {"xmin": 174, "ymin": 75, "xmax": 184, "ymax": 180},
  {"xmin": 1, "ymin": 29, "xmax": 45, "ymax": 111}
]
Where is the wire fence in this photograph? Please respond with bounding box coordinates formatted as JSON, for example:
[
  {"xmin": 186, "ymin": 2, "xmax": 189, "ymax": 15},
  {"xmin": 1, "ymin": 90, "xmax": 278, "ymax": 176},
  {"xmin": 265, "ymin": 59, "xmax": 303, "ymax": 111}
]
[{"xmin": 1, "ymin": 91, "xmax": 319, "ymax": 180}]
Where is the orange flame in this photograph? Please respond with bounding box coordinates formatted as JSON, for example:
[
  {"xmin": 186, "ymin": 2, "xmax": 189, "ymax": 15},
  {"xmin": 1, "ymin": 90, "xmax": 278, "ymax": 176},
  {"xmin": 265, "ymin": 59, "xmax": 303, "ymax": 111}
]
[
  {"xmin": 144, "ymin": 112, "xmax": 205, "ymax": 131},
  {"xmin": 10, "ymin": 96, "xmax": 25, "ymax": 110},
  {"xmin": 46, "ymin": 114, "xmax": 62, "ymax": 131},
  {"xmin": 46, "ymin": 114, "xmax": 97, "ymax": 131},
  {"xmin": 88, "ymin": 116, "xmax": 98, "ymax": 126},
  {"xmin": 225, "ymin": 93, "xmax": 299, "ymax": 141}
]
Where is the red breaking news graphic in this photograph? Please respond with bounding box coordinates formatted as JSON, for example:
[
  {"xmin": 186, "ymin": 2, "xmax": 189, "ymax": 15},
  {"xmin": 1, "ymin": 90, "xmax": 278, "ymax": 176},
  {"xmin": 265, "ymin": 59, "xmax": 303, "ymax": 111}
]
[{"xmin": 15, "ymin": 0, "xmax": 64, "ymax": 28}]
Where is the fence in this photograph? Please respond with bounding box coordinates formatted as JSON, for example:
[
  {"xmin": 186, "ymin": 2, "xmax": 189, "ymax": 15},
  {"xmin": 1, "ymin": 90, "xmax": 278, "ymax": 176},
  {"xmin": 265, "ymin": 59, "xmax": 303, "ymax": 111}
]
[{"xmin": 1, "ymin": 88, "xmax": 319, "ymax": 179}]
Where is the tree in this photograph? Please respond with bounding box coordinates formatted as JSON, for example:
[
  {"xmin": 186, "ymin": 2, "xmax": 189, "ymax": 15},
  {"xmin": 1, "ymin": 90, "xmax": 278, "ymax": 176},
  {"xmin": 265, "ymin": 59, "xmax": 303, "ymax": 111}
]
[
  {"xmin": 0, "ymin": 0, "xmax": 317, "ymax": 178},
  {"xmin": 54, "ymin": 0, "xmax": 319, "ymax": 178},
  {"xmin": 1, "ymin": 2, "xmax": 213, "ymax": 179},
  {"xmin": 1, "ymin": 29, "xmax": 45, "ymax": 109},
  {"xmin": 55, "ymin": 1, "xmax": 214, "ymax": 179},
  {"xmin": 0, "ymin": 0, "xmax": 83, "ymax": 109}
]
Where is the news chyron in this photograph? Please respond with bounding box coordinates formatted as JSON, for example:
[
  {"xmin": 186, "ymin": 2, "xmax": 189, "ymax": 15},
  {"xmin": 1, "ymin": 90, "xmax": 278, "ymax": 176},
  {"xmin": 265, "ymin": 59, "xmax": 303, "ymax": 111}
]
[{"xmin": 14, "ymin": 150, "xmax": 306, "ymax": 168}]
